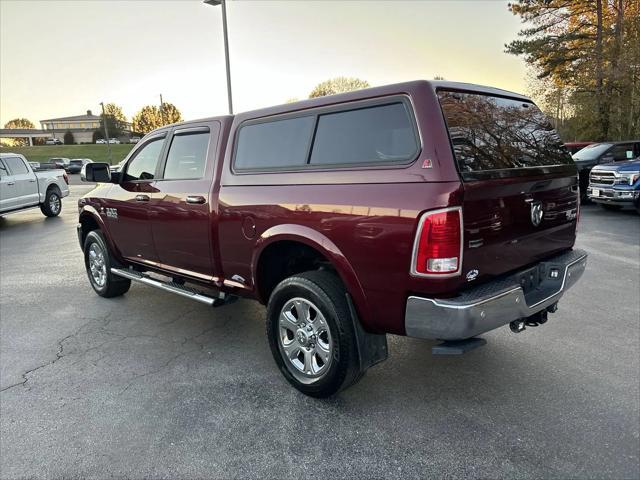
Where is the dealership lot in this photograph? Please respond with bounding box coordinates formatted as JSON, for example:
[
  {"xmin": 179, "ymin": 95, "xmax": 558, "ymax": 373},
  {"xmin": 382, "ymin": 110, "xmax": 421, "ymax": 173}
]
[{"xmin": 1, "ymin": 184, "xmax": 638, "ymax": 479}]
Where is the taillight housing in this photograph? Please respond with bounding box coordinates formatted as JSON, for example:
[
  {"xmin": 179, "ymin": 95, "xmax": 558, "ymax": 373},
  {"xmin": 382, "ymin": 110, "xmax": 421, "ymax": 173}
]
[
  {"xmin": 63, "ymin": 172, "xmax": 69, "ymax": 185},
  {"xmin": 410, "ymin": 207, "xmax": 463, "ymax": 277}
]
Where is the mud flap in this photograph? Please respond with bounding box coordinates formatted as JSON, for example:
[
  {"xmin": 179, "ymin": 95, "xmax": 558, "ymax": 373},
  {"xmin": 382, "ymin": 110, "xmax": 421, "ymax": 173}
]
[{"xmin": 345, "ymin": 293, "xmax": 388, "ymax": 373}]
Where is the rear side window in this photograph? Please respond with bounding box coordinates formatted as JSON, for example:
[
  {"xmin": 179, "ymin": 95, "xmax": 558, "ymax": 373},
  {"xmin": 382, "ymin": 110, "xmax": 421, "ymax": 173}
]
[
  {"xmin": 310, "ymin": 103, "xmax": 418, "ymax": 166},
  {"xmin": 235, "ymin": 116, "xmax": 315, "ymax": 170},
  {"xmin": 4, "ymin": 156, "xmax": 29, "ymax": 175},
  {"xmin": 163, "ymin": 131, "xmax": 210, "ymax": 180},
  {"xmin": 0, "ymin": 160, "xmax": 8, "ymax": 177},
  {"xmin": 437, "ymin": 91, "xmax": 573, "ymax": 175}
]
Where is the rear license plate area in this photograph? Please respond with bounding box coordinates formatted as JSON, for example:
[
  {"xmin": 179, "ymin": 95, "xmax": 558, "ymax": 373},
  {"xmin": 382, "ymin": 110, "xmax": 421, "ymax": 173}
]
[{"xmin": 518, "ymin": 265, "xmax": 543, "ymax": 294}]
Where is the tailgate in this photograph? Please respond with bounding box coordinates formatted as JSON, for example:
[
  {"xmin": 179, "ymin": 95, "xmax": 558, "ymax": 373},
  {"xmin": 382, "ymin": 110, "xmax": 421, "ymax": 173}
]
[
  {"xmin": 436, "ymin": 89, "xmax": 579, "ymax": 285},
  {"xmin": 461, "ymin": 175, "xmax": 578, "ymax": 283}
]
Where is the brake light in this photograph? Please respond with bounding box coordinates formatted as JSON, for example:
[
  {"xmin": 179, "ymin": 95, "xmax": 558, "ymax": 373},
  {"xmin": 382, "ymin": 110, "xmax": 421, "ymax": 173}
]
[
  {"xmin": 411, "ymin": 208, "xmax": 462, "ymax": 276},
  {"xmin": 63, "ymin": 172, "xmax": 69, "ymax": 185}
]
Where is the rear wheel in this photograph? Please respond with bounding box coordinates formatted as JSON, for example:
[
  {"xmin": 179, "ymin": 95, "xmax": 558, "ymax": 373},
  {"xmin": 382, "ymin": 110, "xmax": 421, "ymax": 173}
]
[
  {"xmin": 84, "ymin": 230, "xmax": 130, "ymax": 298},
  {"xmin": 40, "ymin": 188, "xmax": 61, "ymax": 217},
  {"xmin": 266, "ymin": 270, "xmax": 361, "ymax": 398}
]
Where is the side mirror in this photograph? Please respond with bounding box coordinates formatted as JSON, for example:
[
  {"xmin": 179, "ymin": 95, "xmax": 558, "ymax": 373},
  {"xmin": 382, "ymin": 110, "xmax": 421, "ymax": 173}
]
[
  {"xmin": 82, "ymin": 162, "xmax": 112, "ymax": 182},
  {"xmin": 599, "ymin": 154, "xmax": 614, "ymax": 164}
]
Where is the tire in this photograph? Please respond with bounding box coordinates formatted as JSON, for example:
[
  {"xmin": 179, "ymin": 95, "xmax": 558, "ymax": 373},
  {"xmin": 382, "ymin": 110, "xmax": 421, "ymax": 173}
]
[
  {"xmin": 40, "ymin": 188, "xmax": 62, "ymax": 217},
  {"xmin": 83, "ymin": 230, "xmax": 131, "ymax": 298},
  {"xmin": 600, "ymin": 204, "xmax": 622, "ymax": 211},
  {"xmin": 266, "ymin": 270, "xmax": 362, "ymax": 398}
]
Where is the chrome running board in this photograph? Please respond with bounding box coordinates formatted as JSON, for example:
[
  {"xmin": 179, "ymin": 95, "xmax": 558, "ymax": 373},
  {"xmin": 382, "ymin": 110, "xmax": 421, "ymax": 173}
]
[{"xmin": 110, "ymin": 267, "xmax": 232, "ymax": 307}]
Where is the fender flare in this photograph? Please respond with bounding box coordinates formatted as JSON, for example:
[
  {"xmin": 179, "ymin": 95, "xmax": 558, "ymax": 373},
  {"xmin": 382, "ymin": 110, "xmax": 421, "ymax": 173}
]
[
  {"xmin": 251, "ymin": 224, "xmax": 372, "ymax": 329},
  {"xmin": 78, "ymin": 207, "xmax": 123, "ymax": 263}
]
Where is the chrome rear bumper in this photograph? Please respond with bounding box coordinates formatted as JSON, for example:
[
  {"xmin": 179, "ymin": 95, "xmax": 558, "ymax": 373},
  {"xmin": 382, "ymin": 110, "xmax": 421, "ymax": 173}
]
[{"xmin": 405, "ymin": 249, "xmax": 588, "ymax": 340}]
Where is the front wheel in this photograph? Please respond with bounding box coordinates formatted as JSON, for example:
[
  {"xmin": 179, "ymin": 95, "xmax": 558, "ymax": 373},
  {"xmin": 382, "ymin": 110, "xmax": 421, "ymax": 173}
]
[
  {"xmin": 40, "ymin": 189, "xmax": 61, "ymax": 217},
  {"xmin": 266, "ymin": 270, "xmax": 361, "ymax": 398},
  {"xmin": 84, "ymin": 230, "xmax": 131, "ymax": 298}
]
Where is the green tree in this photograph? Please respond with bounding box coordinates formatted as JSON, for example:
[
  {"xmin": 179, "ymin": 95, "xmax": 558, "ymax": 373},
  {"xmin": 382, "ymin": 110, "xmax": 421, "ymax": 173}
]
[
  {"xmin": 92, "ymin": 130, "xmax": 104, "ymax": 143},
  {"xmin": 63, "ymin": 130, "xmax": 74, "ymax": 145},
  {"xmin": 3, "ymin": 118, "xmax": 36, "ymax": 146},
  {"xmin": 133, "ymin": 102, "xmax": 183, "ymax": 134},
  {"xmin": 309, "ymin": 77, "xmax": 370, "ymax": 98},
  {"xmin": 506, "ymin": 0, "xmax": 639, "ymax": 141},
  {"xmin": 132, "ymin": 105, "xmax": 161, "ymax": 134},
  {"xmin": 4, "ymin": 118, "xmax": 35, "ymax": 129},
  {"xmin": 103, "ymin": 103, "xmax": 126, "ymax": 122},
  {"xmin": 159, "ymin": 102, "xmax": 182, "ymax": 125},
  {"xmin": 100, "ymin": 102, "xmax": 127, "ymax": 138}
]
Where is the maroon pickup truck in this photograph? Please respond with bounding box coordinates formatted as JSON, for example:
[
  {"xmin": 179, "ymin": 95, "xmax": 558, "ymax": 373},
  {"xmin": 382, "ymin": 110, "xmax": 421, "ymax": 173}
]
[{"xmin": 78, "ymin": 80, "xmax": 587, "ymax": 397}]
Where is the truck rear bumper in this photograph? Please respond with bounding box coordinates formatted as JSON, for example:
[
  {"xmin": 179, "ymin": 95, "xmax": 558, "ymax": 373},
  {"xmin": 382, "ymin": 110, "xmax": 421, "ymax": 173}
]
[{"xmin": 405, "ymin": 249, "xmax": 588, "ymax": 340}]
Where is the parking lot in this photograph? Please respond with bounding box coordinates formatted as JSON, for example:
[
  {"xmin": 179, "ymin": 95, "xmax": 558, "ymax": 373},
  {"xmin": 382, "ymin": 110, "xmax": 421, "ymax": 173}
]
[{"xmin": 1, "ymin": 182, "xmax": 638, "ymax": 479}]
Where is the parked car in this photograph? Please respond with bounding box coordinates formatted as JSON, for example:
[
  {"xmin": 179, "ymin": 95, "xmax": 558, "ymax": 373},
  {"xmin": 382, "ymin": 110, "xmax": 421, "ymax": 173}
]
[
  {"xmin": 572, "ymin": 141, "xmax": 640, "ymax": 200},
  {"xmin": 129, "ymin": 137, "xmax": 141, "ymax": 144},
  {"xmin": 78, "ymin": 80, "xmax": 587, "ymax": 397},
  {"xmin": 0, "ymin": 153, "xmax": 69, "ymax": 217},
  {"xmin": 96, "ymin": 139, "xmax": 107, "ymax": 144},
  {"xmin": 108, "ymin": 138, "xmax": 121, "ymax": 144},
  {"xmin": 587, "ymin": 158, "xmax": 640, "ymax": 213},
  {"xmin": 67, "ymin": 158, "xmax": 93, "ymax": 174},
  {"xmin": 564, "ymin": 141, "xmax": 595, "ymax": 155},
  {"xmin": 47, "ymin": 157, "xmax": 71, "ymax": 171},
  {"xmin": 45, "ymin": 138, "xmax": 62, "ymax": 145}
]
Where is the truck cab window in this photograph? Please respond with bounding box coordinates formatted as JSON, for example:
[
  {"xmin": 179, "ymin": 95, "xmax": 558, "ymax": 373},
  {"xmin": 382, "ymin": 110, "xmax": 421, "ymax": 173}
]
[
  {"xmin": 0, "ymin": 160, "xmax": 7, "ymax": 177},
  {"xmin": 163, "ymin": 131, "xmax": 210, "ymax": 180},
  {"xmin": 124, "ymin": 138, "xmax": 164, "ymax": 181},
  {"xmin": 4, "ymin": 156, "xmax": 29, "ymax": 175}
]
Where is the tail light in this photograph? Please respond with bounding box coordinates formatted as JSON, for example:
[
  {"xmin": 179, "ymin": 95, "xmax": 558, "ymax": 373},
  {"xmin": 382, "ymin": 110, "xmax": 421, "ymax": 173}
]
[
  {"xmin": 410, "ymin": 207, "xmax": 463, "ymax": 277},
  {"xmin": 63, "ymin": 172, "xmax": 69, "ymax": 185}
]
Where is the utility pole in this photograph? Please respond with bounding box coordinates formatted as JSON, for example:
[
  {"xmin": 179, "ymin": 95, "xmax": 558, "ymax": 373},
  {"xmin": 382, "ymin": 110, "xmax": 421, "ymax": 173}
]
[
  {"xmin": 204, "ymin": 0, "xmax": 233, "ymax": 114},
  {"xmin": 100, "ymin": 102, "xmax": 113, "ymax": 164},
  {"xmin": 160, "ymin": 93, "xmax": 165, "ymax": 125}
]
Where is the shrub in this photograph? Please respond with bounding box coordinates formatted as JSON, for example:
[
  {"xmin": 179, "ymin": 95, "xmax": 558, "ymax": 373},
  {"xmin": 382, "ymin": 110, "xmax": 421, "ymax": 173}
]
[{"xmin": 63, "ymin": 130, "xmax": 74, "ymax": 145}]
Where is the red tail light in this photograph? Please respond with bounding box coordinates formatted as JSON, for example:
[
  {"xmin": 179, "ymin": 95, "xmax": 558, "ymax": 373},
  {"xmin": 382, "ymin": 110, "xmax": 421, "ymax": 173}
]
[
  {"xmin": 63, "ymin": 172, "xmax": 69, "ymax": 185},
  {"xmin": 411, "ymin": 207, "xmax": 463, "ymax": 277}
]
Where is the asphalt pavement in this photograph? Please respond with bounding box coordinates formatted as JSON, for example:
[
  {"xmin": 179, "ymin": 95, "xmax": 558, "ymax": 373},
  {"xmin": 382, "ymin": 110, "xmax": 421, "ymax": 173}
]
[{"xmin": 1, "ymin": 182, "xmax": 638, "ymax": 479}]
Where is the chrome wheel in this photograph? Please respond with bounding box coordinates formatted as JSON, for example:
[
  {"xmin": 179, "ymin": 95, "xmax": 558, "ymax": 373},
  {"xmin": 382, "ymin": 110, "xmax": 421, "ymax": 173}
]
[
  {"xmin": 278, "ymin": 297, "xmax": 333, "ymax": 383},
  {"xmin": 88, "ymin": 243, "xmax": 107, "ymax": 287},
  {"xmin": 49, "ymin": 194, "xmax": 60, "ymax": 214}
]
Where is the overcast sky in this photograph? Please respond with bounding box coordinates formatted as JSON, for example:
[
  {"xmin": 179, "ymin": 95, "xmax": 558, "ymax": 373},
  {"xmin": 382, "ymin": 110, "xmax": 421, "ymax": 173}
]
[{"xmin": 0, "ymin": 0, "xmax": 527, "ymax": 126}]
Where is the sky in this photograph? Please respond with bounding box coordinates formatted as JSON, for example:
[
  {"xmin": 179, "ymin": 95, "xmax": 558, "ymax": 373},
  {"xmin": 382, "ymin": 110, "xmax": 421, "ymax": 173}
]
[{"xmin": 0, "ymin": 0, "xmax": 528, "ymax": 126}]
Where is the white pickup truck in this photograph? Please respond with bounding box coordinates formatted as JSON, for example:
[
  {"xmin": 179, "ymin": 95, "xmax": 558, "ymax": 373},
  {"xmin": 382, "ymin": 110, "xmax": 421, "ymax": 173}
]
[{"xmin": 0, "ymin": 153, "xmax": 70, "ymax": 217}]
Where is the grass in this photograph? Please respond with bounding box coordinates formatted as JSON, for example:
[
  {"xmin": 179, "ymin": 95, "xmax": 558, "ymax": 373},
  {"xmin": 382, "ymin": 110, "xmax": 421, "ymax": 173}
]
[{"xmin": 0, "ymin": 144, "xmax": 135, "ymax": 165}]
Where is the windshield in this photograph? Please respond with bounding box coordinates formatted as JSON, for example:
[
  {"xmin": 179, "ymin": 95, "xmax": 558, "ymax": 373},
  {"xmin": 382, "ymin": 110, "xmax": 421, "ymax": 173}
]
[
  {"xmin": 572, "ymin": 143, "xmax": 612, "ymax": 161},
  {"xmin": 70, "ymin": 160, "xmax": 82, "ymax": 164},
  {"xmin": 437, "ymin": 90, "xmax": 573, "ymax": 175}
]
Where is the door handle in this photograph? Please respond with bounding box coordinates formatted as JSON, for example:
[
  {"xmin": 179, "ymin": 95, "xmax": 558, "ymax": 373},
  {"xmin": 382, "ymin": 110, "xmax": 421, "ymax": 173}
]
[
  {"xmin": 135, "ymin": 194, "xmax": 150, "ymax": 202},
  {"xmin": 29, "ymin": 179, "xmax": 36, "ymax": 183},
  {"xmin": 7, "ymin": 182, "xmax": 15, "ymax": 186},
  {"xmin": 186, "ymin": 195, "xmax": 206, "ymax": 205}
]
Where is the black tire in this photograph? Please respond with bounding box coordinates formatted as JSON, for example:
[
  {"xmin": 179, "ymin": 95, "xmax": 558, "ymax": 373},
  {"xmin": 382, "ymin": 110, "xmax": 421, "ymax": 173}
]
[
  {"xmin": 40, "ymin": 188, "xmax": 62, "ymax": 217},
  {"xmin": 266, "ymin": 270, "xmax": 362, "ymax": 398},
  {"xmin": 600, "ymin": 204, "xmax": 622, "ymax": 211},
  {"xmin": 83, "ymin": 230, "xmax": 131, "ymax": 298}
]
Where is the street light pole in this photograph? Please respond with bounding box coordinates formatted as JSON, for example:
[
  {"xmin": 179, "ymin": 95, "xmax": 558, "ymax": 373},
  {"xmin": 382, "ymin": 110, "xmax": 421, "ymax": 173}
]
[
  {"xmin": 100, "ymin": 102, "xmax": 113, "ymax": 164},
  {"xmin": 204, "ymin": 0, "xmax": 233, "ymax": 114}
]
